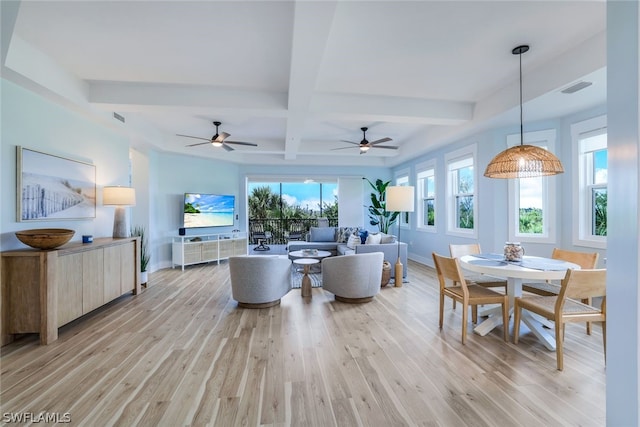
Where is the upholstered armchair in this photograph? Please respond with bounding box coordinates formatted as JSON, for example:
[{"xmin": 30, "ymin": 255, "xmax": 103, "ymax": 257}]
[
  {"xmin": 229, "ymin": 256, "xmax": 292, "ymax": 308},
  {"xmin": 321, "ymin": 252, "xmax": 384, "ymax": 303}
]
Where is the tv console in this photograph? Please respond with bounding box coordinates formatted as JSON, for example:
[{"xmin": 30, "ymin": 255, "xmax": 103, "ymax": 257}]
[
  {"xmin": 1, "ymin": 237, "xmax": 141, "ymax": 345},
  {"xmin": 172, "ymin": 232, "xmax": 247, "ymax": 271}
]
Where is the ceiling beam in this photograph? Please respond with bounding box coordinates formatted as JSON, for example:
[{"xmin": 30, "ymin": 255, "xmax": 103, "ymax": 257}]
[
  {"xmin": 284, "ymin": 1, "xmax": 339, "ymax": 160},
  {"xmin": 311, "ymin": 93, "xmax": 473, "ymax": 125},
  {"xmin": 88, "ymin": 81, "xmax": 288, "ymax": 115}
]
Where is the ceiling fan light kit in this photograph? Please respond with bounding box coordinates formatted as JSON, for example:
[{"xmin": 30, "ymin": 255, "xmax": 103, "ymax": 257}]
[
  {"xmin": 484, "ymin": 45, "xmax": 564, "ymax": 179},
  {"xmin": 178, "ymin": 121, "xmax": 258, "ymax": 152}
]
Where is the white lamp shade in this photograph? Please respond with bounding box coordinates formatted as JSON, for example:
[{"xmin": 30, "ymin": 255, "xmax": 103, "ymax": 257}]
[
  {"xmin": 103, "ymin": 186, "xmax": 136, "ymax": 206},
  {"xmin": 386, "ymin": 186, "xmax": 415, "ymax": 212}
]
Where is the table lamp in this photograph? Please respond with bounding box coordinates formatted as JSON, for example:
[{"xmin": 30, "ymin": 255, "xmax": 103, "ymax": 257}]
[
  {"xmin": 103, "ymin": 186, "xmax": 136, "ymax": 238},
  {"xmin": 385, "ymin": 186, "xmax": 415, "ymax": 287}
]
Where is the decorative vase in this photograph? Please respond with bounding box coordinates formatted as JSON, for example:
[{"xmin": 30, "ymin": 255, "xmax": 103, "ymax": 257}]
[
  {"xmin": 140, "ymin": 271, "xmax": 148, "ymax": 285},
  {"xmin": 504, "ymin": 242, "xmax": 524, "ymax": 262}
]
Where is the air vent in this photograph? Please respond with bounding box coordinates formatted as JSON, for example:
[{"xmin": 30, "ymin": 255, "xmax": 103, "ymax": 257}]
[
  {"xmin": 113, "ymin": 112, "xmax": 125, "ymax": 123},
  {"xmin": 561, "ymin": 81, "xmax": 592, "ymax": 94}
]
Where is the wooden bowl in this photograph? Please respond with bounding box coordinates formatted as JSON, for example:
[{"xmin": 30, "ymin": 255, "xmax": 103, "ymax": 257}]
[{"xmin": 15, "ymin": 228, "xmax": 75, "ymax": 250}]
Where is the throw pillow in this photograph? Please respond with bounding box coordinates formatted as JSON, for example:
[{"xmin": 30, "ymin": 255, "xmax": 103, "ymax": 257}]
[
  {"xmin": 366, "ymin": 233, "xmax": 382, "ymax": 245},
  {"xmin": 336, "ymin": 226, "xmax": 359, "ymax": 243},
  {"xmin": 379, "ymin": 233, "xmax": 397, "ymax": 244},
  {"xmin": 346, "ymin": 233, "xmax": 361, "ymax": 249},
  {"xmin": 358, "ymin": 229, "xmax": 368, "ymax": 244},
  {"xmin": 309, "ymin": 227, "xmax": 336, "ymax": 242}
]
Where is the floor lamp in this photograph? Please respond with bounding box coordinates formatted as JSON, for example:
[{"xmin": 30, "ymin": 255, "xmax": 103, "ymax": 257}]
[
  {"xmin": 385, "ymin": 186, "xmax": 414, "ymax": 287},
  {"xmin": 103, "ymin": 186, "xmax": 136, "ymax": 238}
]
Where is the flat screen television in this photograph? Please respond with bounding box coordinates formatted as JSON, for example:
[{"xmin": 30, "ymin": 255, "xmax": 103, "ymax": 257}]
[{"xmin": 183, "ymin": 193, "xmax": 235, "ymax": 228}]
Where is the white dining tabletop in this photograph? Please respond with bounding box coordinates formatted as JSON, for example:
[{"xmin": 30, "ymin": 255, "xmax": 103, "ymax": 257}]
[{"xmin": 458, "ymin": 254, "xmax": 580, "ymax": 350}]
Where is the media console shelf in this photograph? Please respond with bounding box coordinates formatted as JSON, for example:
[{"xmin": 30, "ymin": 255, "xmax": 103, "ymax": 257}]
[
  {"xmin": 172, "ymin": 232, "xmax": 247, "ymax": 271},
  {"xmin": 1, "ymin": 237, "xmax": 141, "ymax": 346}
]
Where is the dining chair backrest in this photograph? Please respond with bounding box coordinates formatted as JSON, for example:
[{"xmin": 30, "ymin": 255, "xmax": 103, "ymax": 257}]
[
  {"xmin": 557, "ymin": 269, "xmax": 607, "ymax": 307},
  {"xmin": 552, "ymin": 248, "xmax": 599, "ymax": 269},
  {"xmin": 449, "ymin": 243, "xmax": 481, "ymax": 259},
  {"xmin": 432, "ymin": 253, "xmax": 469, "ymax": 297}
]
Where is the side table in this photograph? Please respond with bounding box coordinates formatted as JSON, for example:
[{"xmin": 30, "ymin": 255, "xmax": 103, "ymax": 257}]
[{"xmin": 292, "ymin": 258, "xmax": 319, "ymax": 297}]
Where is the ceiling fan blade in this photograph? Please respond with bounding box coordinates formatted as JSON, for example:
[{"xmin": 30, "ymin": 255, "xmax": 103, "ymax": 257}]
[
  {"xmin": 369, "ymin": 137, "xmax": 392, "ymax": 145},
  {"xmin": 222, "ymin": 143, "xmax": 234, "ymax": 152},
  {"xmin": 185, "ymin": 141, "xmax": 212, "ymax": 147},
  {"xmin": 331, "ymin": 146, "xmax": 358, "ymax": 151},
  {"xmin": 339, "ymin": 140, "xmax": 360, "ymax": 145},
  {"xmin": 177, "ymin": 134, "xmax": 210, "ymax": 142},
  {"xmin": 373, "ymin": 145, "xmax": 398, "ymax": 150},
  {"xmin": 217, "ymin": 132, "xmax": 231, "ymax": 142},
  {"xmin": 224, "ymin": 140, "xmax": 258, "ymax": 147}
]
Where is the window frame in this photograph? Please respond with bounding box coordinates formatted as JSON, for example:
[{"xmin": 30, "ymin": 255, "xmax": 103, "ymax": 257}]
[
  {"xmin": 416, "ymin": 160, "xmax": 437, "ymax": 232},
  {"xmin": 572, "ymin": 115, "xmax": 607, "ymax": 249},
  {"xmin": 507, "ymin": 129, "xmax": 558, "ymax": 244},
  {"xmin": 445, "ymin": 144, "xmax": 477, "ymax": 238}
]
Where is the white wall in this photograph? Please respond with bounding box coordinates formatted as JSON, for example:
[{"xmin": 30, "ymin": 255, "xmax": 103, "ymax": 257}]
[
  {"xmin": 606, "ymin": 1, "xmax": 639, "ymax": 424},
  {"xmin": 0, "ymin": 79, "xmax": 131, "ymax": 251},
  {"xmin": 151, "ymin": 151, "xmax": 241, "ymax": 269}
]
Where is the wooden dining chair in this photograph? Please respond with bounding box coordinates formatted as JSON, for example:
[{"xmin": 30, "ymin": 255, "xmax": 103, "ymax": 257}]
[
  {"xmin": 522, "ymin": 248, "xmax": 599, "ymax": 334},
  {"xmin": 448, "ymin": 243, "xmax": 507, "ymax": 310},
  {"xmin": 449, "ymin": 243, "xmax": 507, "ymax": 289},
  {"xmin": 432, "ymin": 253, "xmax": 509, "ymax": 344},
  {"xmin": 514, "ymin": 268, "xmax": 606, "ymax": 371}
]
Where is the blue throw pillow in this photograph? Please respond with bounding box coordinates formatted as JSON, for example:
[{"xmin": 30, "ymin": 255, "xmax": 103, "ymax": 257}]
[
  {"xmin": 309, "ymin": 227, "xmax": 336, "ymax": 242},
  {"xmin": 359, "ymin": 230, "xmax": 368, "ymax": 244}
]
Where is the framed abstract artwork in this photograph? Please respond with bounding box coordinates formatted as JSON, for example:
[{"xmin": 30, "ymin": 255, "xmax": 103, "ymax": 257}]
[{"xmin": 17, "ymin": 146, "xmax": 96, "ymax": 221}]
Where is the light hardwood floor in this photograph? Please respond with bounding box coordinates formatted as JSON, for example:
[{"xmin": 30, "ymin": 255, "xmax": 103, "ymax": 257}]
[{"xmin": 1, "ymin": 260, "xmax": 605, "ymax": 426}]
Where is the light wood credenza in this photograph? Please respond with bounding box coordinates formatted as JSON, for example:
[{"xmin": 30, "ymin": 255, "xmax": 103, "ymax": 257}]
[{"xmin": 1, "ymin": 237, "xmax": 141, "ymax": 345}]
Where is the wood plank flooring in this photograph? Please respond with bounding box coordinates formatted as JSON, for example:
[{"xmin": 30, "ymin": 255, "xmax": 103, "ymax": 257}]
[{"xmin": 0, "ymin": 260, "xmax": 606, "ymax": 426}]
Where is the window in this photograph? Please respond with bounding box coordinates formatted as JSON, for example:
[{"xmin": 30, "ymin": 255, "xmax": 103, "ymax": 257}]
[
  {"xmin": 416, "ymin": 161, "xmax": 436, "ymax": 231},
  {"xmin": 507, "ymin": 130, "xmax": 557, "ymax": 243},
  {"xmin": 395, "ymin": 173, "xmax": 410, "ymax": 227},
  {"xmin": 446, "ymin": 145, "xmax": 477, "ymax": 237},
  {"xmin": 573, "ymin": 116, "xmax": 607, "ymax": 248},
  {"xmin": 247, "ymin": 180, "xmax": 338, "ymax": 219}
]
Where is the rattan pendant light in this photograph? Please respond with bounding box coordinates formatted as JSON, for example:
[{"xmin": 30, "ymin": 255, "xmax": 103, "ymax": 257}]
[{"xmin": 484, "ymin": 45, "xmax": 564, "ymax": 179}]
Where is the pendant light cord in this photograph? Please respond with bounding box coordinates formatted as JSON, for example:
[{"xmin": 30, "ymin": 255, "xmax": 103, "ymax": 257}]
[
  {"xmin": 519, "ymin": 50, "xmax": 524, "ymax": 147},
  {"xmin": 513, "ymin": 45, "xmax": 529, "ymax": 146}
]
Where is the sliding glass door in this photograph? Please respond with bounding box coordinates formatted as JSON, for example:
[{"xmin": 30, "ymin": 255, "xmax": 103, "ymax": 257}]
[{"xmin": 247, "ymin": 179, "xmax": 338, "ymax": 244}]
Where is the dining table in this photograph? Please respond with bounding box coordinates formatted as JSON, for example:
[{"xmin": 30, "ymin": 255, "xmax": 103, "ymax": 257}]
[{"xmin": 458, "ymin": 253, "xmax": 580, "ymax": 351}]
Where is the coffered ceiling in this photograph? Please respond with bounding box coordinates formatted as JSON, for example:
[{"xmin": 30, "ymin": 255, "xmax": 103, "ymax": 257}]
[{"xmin": 2, "ymin": 1, "xmax": 607, "ymax": 167}]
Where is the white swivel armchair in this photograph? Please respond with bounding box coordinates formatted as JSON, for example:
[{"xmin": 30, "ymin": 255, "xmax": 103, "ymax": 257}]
[
  {"xmin": 321, "ymin": 252, "xmax": 384, "ymax": 303},
  {"xmin": 229, "ymin": 256, "xmax": 292, "ymax": 308}
]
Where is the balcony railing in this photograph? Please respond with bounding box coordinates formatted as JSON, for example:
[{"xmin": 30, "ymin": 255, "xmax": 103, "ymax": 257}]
[{"xmin": 248, "ymin": 218, "xmax": 338, "ymax": 245}]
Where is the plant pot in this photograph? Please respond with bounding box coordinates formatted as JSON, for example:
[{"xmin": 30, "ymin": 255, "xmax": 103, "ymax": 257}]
[{"xmin": 141, "ymin": 271, "xmax": 148, "ymax": 285}]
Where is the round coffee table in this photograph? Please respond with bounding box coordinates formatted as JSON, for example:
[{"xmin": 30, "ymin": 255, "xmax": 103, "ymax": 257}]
[
  {"xmin": 288, "ymin": 250, "xmax": 331, "ymax": 274},
  {"xmin": 288, "ymin": 249, "xmax": 332, "ymax": 260},
  {"xmin": 292, "ymin": 258, "xmax": 319, "ymax": 297}
]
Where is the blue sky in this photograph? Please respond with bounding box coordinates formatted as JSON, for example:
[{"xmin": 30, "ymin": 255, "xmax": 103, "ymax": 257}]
[
  {"xmin": 185, "ymin": 193, "xmax": 235, "ymax": 213},
  {"xmin": 594, "ymin": 149, "xmax": 607, "ymax": 183}
]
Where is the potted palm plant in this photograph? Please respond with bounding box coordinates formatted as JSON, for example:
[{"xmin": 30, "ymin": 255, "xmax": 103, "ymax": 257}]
[
  {"xmin": 131, "ymin": 225, "xmax": 150, "ymax": 285},
  {"xmin": 363, "ymin": 178, "xmax": 399, "ymax": 233}
]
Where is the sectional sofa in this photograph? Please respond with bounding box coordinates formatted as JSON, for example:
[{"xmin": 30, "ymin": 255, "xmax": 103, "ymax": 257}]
[{"xmin": 288, "ymin": 226, "xmax": 408, "ymax": 279}]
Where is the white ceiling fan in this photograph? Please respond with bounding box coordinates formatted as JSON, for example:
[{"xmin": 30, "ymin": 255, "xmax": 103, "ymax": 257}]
[
  {"xmin": 332, "ymin": 127, "xmax": 397, "ymax": 154},
  {"xmin": 178, "ymin": 121, "xmax": 258, "ymax": 152}
]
